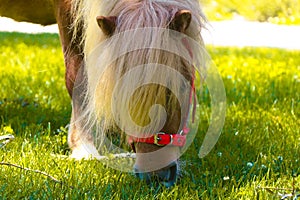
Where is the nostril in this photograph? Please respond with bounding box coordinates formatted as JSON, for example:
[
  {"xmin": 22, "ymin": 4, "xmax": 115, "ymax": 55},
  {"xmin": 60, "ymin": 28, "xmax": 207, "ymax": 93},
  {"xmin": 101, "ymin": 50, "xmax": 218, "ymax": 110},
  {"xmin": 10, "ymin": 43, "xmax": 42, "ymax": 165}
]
[
  {"xmin": 159, "ymin": 162, "xmax": 178, "ymax": 187},
  {"xmin": 134, "ymin": 162, "xmax": 178, "ymax": 188},
  {"xmin": 157, "ymin": 162, "xmax": 177, "ymax": 181},
  {"xmin": 156, "ymin": 168, "xmax": 171, "ymax": 181},
  {"xmin": 134, "ymin": 166, "xmax": 152, "ymax": 185}
]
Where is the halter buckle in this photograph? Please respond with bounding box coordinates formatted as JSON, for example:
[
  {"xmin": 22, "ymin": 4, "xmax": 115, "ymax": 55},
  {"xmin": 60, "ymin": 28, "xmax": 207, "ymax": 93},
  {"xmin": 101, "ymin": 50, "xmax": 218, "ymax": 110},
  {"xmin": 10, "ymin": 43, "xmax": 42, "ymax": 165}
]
[{"xmin": 154, "ymin": 133, "xmax": 165, "ymax": 146}]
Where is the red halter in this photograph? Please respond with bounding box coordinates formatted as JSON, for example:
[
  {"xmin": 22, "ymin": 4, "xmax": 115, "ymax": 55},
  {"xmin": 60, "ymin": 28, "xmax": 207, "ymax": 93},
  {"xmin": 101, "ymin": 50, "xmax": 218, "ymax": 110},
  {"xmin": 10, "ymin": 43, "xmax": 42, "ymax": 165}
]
[
  {"xmin": 128, "ymin": 37, "xmax": 196, "ymax": 150},
  {"xmin": 128, "ymin": 132, "xmax": 187, "ymax": 147}
]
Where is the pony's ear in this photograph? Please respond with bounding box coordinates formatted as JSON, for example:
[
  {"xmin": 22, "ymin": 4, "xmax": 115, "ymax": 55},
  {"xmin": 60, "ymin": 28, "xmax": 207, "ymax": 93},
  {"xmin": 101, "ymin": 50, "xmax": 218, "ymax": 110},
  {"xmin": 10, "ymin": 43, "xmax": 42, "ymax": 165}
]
[
  {"xmin": 96, "ymin": 16, "xmax": 117, "ymax": 36},
  {"xmin": 169, "ymin": 10, "xmax": 192, "ymax": 33}
]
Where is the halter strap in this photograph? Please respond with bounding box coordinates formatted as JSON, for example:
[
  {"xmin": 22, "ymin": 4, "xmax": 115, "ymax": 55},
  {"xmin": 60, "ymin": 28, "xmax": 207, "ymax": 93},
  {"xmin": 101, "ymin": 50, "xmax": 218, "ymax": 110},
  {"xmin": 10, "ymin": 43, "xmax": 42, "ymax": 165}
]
[{"xmin": 128, "ymin": 132, "xmax": 186, "ymax": 147}]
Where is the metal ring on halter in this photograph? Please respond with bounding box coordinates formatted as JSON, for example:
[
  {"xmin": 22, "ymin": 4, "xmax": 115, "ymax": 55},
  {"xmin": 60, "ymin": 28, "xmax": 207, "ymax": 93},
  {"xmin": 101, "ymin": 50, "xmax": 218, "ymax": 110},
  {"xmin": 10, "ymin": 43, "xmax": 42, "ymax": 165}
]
[
  {"xmin": 169, "ymin": 134, "xmax": 174, "ymax": 145},
  {"xmin": 179, "ymin": 130, "xmax": 184, "ymax": 135}
]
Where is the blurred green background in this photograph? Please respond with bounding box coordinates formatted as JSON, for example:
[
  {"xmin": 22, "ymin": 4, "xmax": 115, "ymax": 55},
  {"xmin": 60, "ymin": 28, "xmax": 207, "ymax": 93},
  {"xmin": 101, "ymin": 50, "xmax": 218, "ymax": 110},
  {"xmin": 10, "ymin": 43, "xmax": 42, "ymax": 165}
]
[{"xmin": 201, "ymin": 0, "xmax": 300, "ymax": 24}]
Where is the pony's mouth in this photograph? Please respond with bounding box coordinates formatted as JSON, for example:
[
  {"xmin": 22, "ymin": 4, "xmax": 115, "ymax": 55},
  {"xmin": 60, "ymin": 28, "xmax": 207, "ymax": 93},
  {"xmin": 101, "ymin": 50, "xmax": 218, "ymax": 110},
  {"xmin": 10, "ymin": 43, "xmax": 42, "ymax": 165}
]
[{"xmin": 134, "ymin": 161, "xmax": 178, "ymax": 188}]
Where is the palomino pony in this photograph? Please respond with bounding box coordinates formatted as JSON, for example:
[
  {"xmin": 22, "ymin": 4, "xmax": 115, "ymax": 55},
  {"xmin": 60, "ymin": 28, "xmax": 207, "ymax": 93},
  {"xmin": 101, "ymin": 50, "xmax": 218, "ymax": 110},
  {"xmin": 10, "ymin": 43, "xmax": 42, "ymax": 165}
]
[{"xmin": 1, "ymin": 0, "xmax": 207, "ymax": 187}]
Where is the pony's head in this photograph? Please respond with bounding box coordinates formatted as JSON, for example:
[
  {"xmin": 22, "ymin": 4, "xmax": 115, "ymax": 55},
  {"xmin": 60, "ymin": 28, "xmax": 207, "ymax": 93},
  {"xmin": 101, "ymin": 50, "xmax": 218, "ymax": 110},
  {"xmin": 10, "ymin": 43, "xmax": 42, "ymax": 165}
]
[{"xmin": 74, "ymin": 0, "xmax": 206, "ymax": 187}]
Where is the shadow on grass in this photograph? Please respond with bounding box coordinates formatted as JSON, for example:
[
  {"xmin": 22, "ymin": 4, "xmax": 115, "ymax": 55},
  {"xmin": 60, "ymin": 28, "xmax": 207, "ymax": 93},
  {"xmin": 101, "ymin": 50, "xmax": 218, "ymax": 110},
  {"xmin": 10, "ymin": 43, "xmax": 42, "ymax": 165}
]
[
  {"xmin": 0, "ymin": 97, "xmax": 71, "ymax": 133},
  {"xmin": 0, "ymin": 31, "xmax": 70, "ymax": 134}
]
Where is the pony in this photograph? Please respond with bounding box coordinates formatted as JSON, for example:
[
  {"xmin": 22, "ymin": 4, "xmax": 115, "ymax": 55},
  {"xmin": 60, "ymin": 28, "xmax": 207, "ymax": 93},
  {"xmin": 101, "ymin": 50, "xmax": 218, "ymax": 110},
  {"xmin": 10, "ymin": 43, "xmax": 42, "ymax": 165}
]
[
  {"xmin": 0, "ymin": 0, "xmax": 56, "ymax": 25},
  {"xmin": 1, "ymin": 0, "xmax": 207, "ymax": 187}
]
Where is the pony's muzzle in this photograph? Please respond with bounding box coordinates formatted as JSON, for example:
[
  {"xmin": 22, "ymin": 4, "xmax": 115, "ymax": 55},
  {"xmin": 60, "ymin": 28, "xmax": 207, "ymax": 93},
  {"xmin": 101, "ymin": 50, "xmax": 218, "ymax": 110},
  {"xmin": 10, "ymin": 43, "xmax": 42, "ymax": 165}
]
[{"xmin": 134, "ymin": 161, "xmax": 178, "ymax": 188}]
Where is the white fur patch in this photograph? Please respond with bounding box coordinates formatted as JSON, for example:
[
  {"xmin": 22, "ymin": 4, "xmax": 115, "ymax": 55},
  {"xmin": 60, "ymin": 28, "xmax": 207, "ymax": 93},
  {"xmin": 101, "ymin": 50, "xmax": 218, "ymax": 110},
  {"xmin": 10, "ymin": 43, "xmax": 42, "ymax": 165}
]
[{"xmin": 70, "ymin": 142, "xmax": 100, "ymax": 160}]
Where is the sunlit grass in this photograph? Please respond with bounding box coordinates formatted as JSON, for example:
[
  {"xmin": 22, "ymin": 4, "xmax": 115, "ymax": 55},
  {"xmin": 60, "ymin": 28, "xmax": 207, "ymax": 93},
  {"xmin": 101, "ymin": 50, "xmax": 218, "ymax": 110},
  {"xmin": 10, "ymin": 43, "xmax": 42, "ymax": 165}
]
[
  {"xmin": 0, "ymin": 32, "xmax": 70, "ymax": 132},
  {"xmin": 0, "ymin": 32, "xmax": 299, "ymax": 199}
]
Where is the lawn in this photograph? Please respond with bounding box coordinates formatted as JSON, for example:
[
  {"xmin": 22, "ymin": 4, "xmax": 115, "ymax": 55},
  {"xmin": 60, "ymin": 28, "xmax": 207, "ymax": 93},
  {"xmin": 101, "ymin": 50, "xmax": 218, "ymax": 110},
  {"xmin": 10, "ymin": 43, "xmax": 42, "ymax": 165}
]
[{"xmin": 0, "ymin": 32, "xmax": 299, "ymax": 199}]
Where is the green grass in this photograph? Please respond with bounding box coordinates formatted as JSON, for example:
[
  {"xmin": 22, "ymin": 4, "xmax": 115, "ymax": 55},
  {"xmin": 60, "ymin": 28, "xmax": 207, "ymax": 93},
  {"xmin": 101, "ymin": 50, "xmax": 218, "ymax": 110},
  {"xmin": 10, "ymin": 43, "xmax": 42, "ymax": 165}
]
[
  {"xmin": 0, "ymin": 32, "xmax": 299, "ymax": 199},
  {"xmin": 201, "ymin": 0, "xmax": 300, "ymax": 25}
]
